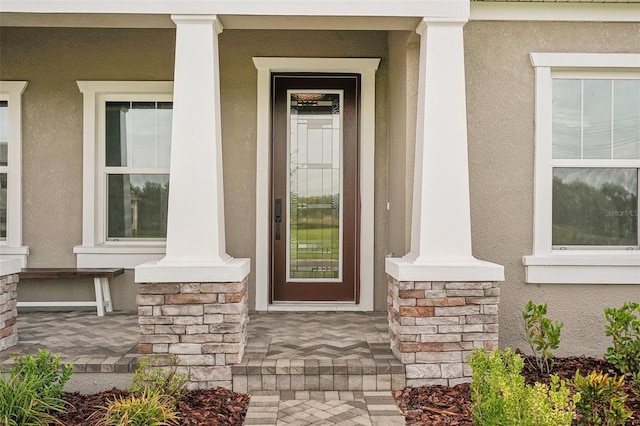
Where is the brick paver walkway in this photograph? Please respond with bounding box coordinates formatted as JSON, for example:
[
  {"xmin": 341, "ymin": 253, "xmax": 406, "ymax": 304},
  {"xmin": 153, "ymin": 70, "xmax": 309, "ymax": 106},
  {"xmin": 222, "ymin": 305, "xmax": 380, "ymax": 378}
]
[
  {"xmin": 0, "ymin": 311, "xmax": 407, "ymax": 424},
  {"xmin": 245, "ymin": 391, "xmax": 405, "ymax": 425},
  {"xmin": 0, "ymin": 311, "xmax": 139, "ymax": 373}
]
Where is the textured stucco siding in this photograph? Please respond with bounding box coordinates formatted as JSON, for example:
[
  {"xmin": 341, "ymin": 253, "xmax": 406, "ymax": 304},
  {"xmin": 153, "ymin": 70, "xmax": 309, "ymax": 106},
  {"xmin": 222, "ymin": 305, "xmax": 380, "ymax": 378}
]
[
  {"xmin": 0, "ymin": 28, "xmax": 176, "ymax": 311},
  {"xmin": 463, "ymin": 21, "xmax": 640, "ymax": 357},
  {"xmin": 0, "ymin": 27, "xmax": 390, "ymax": 312},
  {"xmin": 1, "ymin": 21, "xmax": 639, "ymax": 358}
]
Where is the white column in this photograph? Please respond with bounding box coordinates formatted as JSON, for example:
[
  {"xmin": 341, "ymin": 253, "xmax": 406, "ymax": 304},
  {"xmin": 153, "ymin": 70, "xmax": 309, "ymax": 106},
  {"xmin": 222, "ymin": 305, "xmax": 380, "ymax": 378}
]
[
  {"xmin": 386, "ymin": 18, "xmax": 503, "ymax": 282},
  {"xmin": 136, "ymin": 15, "xmax": 249, "ymax": 283}
]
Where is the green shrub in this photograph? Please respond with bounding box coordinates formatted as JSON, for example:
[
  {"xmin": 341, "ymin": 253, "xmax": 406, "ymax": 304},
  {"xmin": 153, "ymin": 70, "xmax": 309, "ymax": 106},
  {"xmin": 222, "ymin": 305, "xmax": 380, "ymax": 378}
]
[
  {"xmin": 0, "ymin": 350, "xmax": 73, "ymax": 426},
  {"xmin": 469, "ymin": 348, "xmax": 577, "ymax": 426},
  {"xmin": 631, "ymin": 371, "xmax": 640, "ymax": 399},
  {"xmin": 604, "ymin": 302, "xmax": 640, "ymax": 376},
  {"xmin": 94, "ymin": 391, "xmax": 179, "ymax": 426},
  {"xmin": 573, "ymin": 370, "xmax": 632, "ymax": 426},
  {"xmin": 129, "ymin": 355, "xmax": 188, "ymax": 405},
  {"xmin": 522, "ymin": 300, "xmax": 564, "ymax": 374},
  {"xmin": 11, "ymin": 349, "xmax": 73, "ymax": 400}
]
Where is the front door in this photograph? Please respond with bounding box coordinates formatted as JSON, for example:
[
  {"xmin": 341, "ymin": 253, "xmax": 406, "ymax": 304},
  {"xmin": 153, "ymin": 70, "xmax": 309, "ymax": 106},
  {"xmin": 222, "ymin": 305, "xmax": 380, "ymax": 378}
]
[{"xmin": 271, "ymin": 74, "xmax": 360, "ymax": 302}]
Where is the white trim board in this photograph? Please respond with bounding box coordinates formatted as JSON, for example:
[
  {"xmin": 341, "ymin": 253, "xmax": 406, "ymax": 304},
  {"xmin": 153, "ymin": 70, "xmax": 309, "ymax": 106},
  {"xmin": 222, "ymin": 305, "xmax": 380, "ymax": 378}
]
[
  {"xmin": 253, "ymin": 57, "xmax": 380, "ymax": 312},
  {"xmin": 471, "ymin": 2, "xmax": 640, "ymax": 22}
]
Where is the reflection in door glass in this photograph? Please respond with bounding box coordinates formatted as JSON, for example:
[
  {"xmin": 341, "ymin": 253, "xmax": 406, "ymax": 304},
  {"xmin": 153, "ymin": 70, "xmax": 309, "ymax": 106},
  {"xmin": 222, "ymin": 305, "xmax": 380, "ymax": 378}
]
[{"xmin": 287, "ymin": 91, "xmax": 343, "ymax": 281}]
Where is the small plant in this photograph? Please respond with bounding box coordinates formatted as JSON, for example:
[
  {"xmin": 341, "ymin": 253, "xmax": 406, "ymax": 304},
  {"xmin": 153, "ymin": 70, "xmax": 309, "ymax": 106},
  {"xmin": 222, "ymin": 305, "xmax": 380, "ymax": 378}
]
[
  {"xmin": 523, "ymin": 300, "xmax": 564, "ymax": 374},
  {"xmin": 94, "ymin": 391, "xmax": 180, "ymax": 426},
  {"xmin": 11, "ymin": 349, "xmax": 74, "ymax": 400},
  {"xmin": 469, "ymin": 348, "xmax": 577, "ymax": 426},
  {"xmin": 0, "ymin": 350, "xmax": 73, "ymax": 426},
  {"xmin": 129, "ymin": 354, "xmax": 188, "ymax": 405},
  {"xmin": 631, "ymin": 371, "xmax": 640, "ymax": 399},
  {"xmin": 94, "ymin": 354, "xmax": 187, "ymax": 425},
  {"xmin": 604, "ymin": 302, "xmax": 640, "ymax": 377},
  {"xmin": 573, "ymin": 370, "xmax": 632, "ymax": 426}
]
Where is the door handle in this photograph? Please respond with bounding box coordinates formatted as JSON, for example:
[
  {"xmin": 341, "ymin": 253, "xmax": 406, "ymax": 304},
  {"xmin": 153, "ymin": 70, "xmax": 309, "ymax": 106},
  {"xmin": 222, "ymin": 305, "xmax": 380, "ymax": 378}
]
[{"xmin": 274, "ymin": 199, "xmax": 282, "ymax": 240}]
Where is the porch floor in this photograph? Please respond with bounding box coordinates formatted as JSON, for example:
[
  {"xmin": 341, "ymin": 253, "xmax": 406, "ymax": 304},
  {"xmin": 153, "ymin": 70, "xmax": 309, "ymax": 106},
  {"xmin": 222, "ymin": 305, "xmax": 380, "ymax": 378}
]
[
  {"xmin": 233, "ymin": 312, "xmax": 405, "ymax": 393},
  {"xmin": 0, "ymin": 311, "xmax": 140, "ymax": 373},
  {"xmin": 0, "ymin": 310, "xmax": 406, "ymax": 424}
]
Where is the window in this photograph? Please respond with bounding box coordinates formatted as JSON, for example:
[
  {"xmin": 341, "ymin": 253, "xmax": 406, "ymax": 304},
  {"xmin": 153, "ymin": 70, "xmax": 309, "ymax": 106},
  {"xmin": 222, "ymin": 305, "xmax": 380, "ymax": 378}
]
[
  {"xmin": 0, "ymin": 81, "xmax": 28, "ymax": 267},
  {"xmin": 525, "ymin": 54, "xmax": 640, "ymax": 284},
  {"xmin": 105, "ymin": 101, "xmax": 171, "ymax": 240},
  {"xmin": 74, "ymin": 82, "xmax": 173, "ymax": 268}
]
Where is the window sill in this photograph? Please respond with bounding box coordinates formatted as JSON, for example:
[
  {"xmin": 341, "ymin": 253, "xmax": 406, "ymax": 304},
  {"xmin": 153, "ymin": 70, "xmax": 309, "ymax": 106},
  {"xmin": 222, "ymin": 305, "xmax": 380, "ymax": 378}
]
[
  {"xmin": 0, "ymin": 245, "xmax": 29, "ymax": 268},
  {"xmin": 523, "ymin": 252, "xmax": 640, "ymax": 284},
  {"xmin": 73, "ymin": 244, "xmax": 166, "ymax": 269}
]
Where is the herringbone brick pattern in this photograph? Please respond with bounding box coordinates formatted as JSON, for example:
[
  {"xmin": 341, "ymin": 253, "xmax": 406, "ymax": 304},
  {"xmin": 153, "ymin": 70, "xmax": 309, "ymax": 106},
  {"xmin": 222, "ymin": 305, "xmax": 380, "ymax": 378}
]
[
  {"xmin": 247, "ymin": 312, "xmax": 391, "ymax": 359},
  {"xmin": 0, "ymin": 311, "xmax": 139, "ymax": 373},
  {"xmin": 233, "ymin": 312, "xmax": 406, "ymax": 392},
  {"xmin": 244, "ymin": 391, "xmax": 404, "ymax": 426}
]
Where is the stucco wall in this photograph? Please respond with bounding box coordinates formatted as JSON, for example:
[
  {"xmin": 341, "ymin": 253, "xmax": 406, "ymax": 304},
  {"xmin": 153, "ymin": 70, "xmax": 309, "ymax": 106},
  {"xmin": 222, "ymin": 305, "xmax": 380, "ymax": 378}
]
[
  {"xmin": 464, "ymin": 21, "xmax": 640, "ymax": 357},
  {"xmin": 387, "ymin": 32, "xmax": 419, "ymax": 258},
  {"xmin": 0, "ymin": 27, "xmax": 176, "ymax": 311},
  {"xmin": 2, "ymin": 21, "xmax": 637, "ymax": 357},
  {"xmin": 219, "ymin": 29, "xmax": 390, "ymax": 311},
  {"xmin": 0, "ymin": 27, "xmax": 390, "ymax": 312}
]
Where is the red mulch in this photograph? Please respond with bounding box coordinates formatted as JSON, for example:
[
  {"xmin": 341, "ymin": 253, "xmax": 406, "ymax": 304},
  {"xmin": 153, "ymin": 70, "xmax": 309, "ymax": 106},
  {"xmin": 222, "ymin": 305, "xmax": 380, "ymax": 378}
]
[
  {"xmin": 395, "ymin": 355, "xmax": 640, "ymax": 426},
  {"xmin": 50, "ymin": 356, "xmax": 640, "ymax": 425},
  {"xmin": 55, "ymin": 387, "xmax": 249, "ymax": 426}
]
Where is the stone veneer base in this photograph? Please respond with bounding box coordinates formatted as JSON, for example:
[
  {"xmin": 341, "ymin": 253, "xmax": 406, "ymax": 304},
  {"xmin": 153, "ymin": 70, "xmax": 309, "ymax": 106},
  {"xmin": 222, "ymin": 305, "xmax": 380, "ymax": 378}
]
[
  {"xmin": 137, "ymin": 277, "xmax": 248, "ymax": 390},
  {"xmin": 387, "ymin": 276, "xmax": 499, "ymax": 387},
  {"xmin": 0, "ymin": 273, "xmax": 18, "ymax": 352}
]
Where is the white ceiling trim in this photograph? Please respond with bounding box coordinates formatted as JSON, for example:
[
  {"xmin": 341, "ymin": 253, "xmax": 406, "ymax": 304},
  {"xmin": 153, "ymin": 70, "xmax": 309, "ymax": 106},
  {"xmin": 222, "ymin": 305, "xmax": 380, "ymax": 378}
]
[
  {"xmin": 0, "ymin": 13, "xmax": 423, "ymax": 30},
  {"xmin": 0, "ymin": 0, "xmax": 468, "ymax": 19},
  {"xmin": 470, "ymin": 2, "xmax": 640, "ymax": 22}
]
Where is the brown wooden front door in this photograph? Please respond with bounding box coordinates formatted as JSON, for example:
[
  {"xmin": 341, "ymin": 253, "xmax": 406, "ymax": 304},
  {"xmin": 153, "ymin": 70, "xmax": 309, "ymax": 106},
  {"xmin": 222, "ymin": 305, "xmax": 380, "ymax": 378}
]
[{"xmin": 271, "ymin": 74, "xmax": 360, "ymax": 302}]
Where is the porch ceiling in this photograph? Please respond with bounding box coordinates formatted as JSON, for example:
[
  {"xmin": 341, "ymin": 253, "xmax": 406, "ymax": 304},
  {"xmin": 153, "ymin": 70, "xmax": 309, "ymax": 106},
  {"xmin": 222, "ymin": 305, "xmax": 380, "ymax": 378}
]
[
  {"xmin": 0, "ymin": 13, "xmax": 422, "ymax": 30},
  {"xmin": 0, "ymin": 0, "xmax": 465, "ymax": 30}
]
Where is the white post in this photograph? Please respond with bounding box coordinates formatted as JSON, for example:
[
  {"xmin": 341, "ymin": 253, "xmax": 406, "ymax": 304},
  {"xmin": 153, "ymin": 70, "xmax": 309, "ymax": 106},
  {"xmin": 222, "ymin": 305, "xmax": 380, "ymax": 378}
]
[
  {"xmin": 386, "ymin": 17, "xmax": 503, "ymax": 282},
  {"xmin": 163, "ymin": 15, "xmax": 228, "ymax": 265},
  {"xmin": 136, "ymin": 15, "xmax": 249, "ymax": 283}
]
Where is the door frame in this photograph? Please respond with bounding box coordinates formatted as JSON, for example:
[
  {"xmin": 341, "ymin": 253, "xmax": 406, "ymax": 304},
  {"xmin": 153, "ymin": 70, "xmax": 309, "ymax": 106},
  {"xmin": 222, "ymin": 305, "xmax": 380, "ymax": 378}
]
[{"xmin": 253, "ymin": 57, "xmax": 380, "ymax": 311}]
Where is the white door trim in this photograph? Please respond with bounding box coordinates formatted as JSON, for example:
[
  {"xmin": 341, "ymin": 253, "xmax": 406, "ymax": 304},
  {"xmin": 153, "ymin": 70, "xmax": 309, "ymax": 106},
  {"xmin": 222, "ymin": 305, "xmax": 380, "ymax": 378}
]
[{"xmin": 253, "ymin": 57, "xmax": 380, "ymax": 311}]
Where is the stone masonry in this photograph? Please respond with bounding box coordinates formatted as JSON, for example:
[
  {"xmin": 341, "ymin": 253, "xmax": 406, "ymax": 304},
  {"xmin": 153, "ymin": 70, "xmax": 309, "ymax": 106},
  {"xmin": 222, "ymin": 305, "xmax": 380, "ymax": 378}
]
[
  {"xmin": 137, "ymin": 277, "xmax": 248, "ymax": 390},
  {"xmin": 0, "ymin": 273, "xmax": 18, "ymax": 352},
  {"xmin": 388, "ymin": 276, "xmax": 499, "ymax": 387}
]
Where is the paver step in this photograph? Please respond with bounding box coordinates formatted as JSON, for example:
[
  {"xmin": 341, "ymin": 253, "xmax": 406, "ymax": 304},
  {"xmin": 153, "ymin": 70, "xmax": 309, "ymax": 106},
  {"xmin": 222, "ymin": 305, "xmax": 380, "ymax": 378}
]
[{"xmin": 231, "ymin": 358, "xmax": 406, "ymax": 392}]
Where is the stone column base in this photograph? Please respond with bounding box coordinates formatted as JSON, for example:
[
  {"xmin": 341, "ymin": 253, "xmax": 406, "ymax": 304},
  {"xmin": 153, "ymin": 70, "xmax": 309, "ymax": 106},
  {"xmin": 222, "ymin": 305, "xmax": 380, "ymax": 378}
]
[
  {"xmin": 0, "ymin": 273, "xmax": 19, "ymax": 352},
  {"xmin": 137, "ymin": 277, "xmax": 249, "ymax": 390},
  {"xmin": 387, "ymin": 276, "xmax": 499, "ymax": 387}
]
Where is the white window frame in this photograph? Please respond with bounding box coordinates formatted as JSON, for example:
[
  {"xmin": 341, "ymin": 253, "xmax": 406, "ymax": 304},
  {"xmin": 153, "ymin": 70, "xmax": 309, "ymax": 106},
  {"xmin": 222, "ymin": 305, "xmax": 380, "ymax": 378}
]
[
  {"xmin": 74, "ymin": 81, "xmax": 173, "ymax": 268},
  {"xmin": 524, "ymin": 53, "xmax": 640, "ymax": 284},
  {"xmin": 0, "ymin": 81, "xmax": 29, "ymax": 268}
]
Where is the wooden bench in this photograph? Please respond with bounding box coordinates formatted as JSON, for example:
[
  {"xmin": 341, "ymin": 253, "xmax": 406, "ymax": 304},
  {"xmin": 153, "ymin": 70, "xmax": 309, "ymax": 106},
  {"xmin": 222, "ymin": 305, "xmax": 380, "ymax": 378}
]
[{"xmin": 17, "ymin": 268, "xmax": 124, "ymax": 317}]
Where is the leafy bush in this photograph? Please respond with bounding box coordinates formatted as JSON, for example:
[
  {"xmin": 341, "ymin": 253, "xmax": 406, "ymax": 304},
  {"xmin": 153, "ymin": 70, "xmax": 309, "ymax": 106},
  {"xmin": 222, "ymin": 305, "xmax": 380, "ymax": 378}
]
[
  {"xmin": 631, "ymin": 371, "xmax": 640, "ymax": 399},
  {"xmin": 93, "ymin": 354, "xmax": 186, "ymax": 425},
  {"xmin": 604, "ymin": 302, "xmax": 640, "ymax": 376},
  {"xmin": 94, "ymin": 391, "xmax": 179, "ymax": 426},
  {"xmin": 11, "ymin": 349, "xmax": 73, "ymax": 400},
  {"xmin": 129, "ymin": 354, "xmax": 188, "ymax": 405},
  {"xmin": 573, "ymin": 370, "xmax": 632, "ymax": 426},
  {"xmin": 469, "ymin": 348, "xmax": 577, "ymax": 426},
  {"xmin": 522, "ymin": 300, "xmax": 564, "ymax": 374},
  {"xmin": 0, "ymin": 350, "xmax": 73, "ymax": 426}
]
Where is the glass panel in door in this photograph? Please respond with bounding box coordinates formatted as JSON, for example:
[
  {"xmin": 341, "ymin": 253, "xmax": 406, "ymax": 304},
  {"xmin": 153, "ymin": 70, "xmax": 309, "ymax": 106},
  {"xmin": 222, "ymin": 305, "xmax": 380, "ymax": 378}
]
[{"xmin": 287, "ymin": 91, "xmax": 343, "ymax": 281}]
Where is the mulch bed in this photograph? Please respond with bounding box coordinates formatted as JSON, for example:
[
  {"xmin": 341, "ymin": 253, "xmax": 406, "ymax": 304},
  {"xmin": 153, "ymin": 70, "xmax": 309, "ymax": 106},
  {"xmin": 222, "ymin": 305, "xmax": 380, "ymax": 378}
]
[
  {"xmin": 55, "ymin": 387, "xmax": 249, "ymax": 426},
  {"xmin": 52, "ymin": 356, "xmax": 639, "ymax": 425},
  {"xmin": 395, "ymin": 355, "xmax": 640, "ymax": 426}
]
